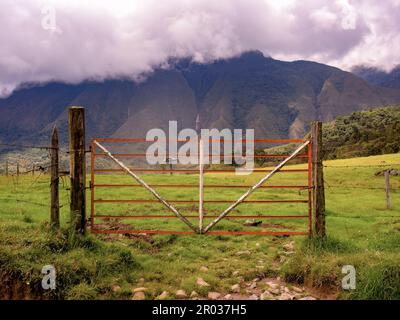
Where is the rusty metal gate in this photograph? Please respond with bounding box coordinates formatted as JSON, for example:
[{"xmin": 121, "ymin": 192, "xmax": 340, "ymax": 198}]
[{"xmin": 90, "ymin": 137, "xmax": 312, "ymax": 236}]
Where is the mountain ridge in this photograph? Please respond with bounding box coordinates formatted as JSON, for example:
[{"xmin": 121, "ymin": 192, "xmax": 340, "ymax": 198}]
[
  {"xmin": 1, "ymin": 51, "xmax": 400, "ymax": 150},
  {"xmin": 352, "ymin": 65, "xmax": 400, "ymax": 89}
]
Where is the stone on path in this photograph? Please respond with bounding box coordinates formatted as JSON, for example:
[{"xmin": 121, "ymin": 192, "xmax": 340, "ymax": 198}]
[
  {"xmin": 111, "ymin": 285, "xmax": 121, "ymax": 293},
  {"xmin": 249, "ymin": 282, "xmax": 257, "ymax": 289},
  {"xmin": 269, "ymin": 288, "xmax": 281, "ymax": 295},
  {"xmin": 132, "ymin": 291, "xmax": 145, "ymax": 300},
  {"xmin": 231, "ymin": 284, "xmax": 240, "ymax": 293},
  {"xmin": 190, "ymin": 291, "xmax": 199, "ymax": 298},
  {"xmin": 158, "ymin": 291, "xmax": 169, "ymax": 300},
  {"xmin": 292, "ymin": 286, "xmax": 303, "ymax": 293},
  {"xmin": 176, "ymin": 289, "xmax": 188, "ymax": 299},
  {"xmin": 260, "ymin": 291, "xmax": 273, "ymax": 300},
  {"xmin": 299, "ymin": 296, "xmax": 317, "ymax": 300},
  {"xmin": 196, "ymin": 277, "xmax": 210, "ymax": 287},
  {"xmin": 279, "ymin": 292, "xmax": 294, "ymax": 300},
  {"xmin": 208, "ymin": 292, "xmax": 221, "ymax": 300},
  {"xmin": 266, "ymin": 281, "xmax": 279, "ymax": 289}
]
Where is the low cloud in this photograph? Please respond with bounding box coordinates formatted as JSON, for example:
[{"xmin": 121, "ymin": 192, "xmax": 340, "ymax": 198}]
[{"xmin": 0, "ymin": 0, "xmax": 399, "ymax": 96}]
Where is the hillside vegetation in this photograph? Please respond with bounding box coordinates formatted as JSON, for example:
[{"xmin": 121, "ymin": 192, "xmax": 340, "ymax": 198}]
[{"xmin": 322, "ymin": 106, "xmax": 400, "ymax": 159}]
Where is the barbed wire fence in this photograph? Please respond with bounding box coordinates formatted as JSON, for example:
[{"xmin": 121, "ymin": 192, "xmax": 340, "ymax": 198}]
[{"xmin": 0, "ymin": 142, "xmax": 74, "ymax": 213}]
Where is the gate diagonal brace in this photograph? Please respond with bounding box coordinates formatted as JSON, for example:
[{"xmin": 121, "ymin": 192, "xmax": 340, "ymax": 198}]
[
  {"xmin": 94, "ymin": 141, "xmax": 198, "ymax": 233},
  {"xmin": 203, "ymin": 140, "xmax": 310, "ymax": 233}
]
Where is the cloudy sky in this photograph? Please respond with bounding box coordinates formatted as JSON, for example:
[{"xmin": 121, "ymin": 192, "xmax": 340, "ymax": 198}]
[{"xmin": 1, "ymin": 0, "xmax": 399, "ymax": 96}]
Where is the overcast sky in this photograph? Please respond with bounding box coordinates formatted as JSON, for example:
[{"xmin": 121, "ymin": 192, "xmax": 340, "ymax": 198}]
[{"xmin": 0, "ymin": 0, "xmax": 399, "ymax": 96}]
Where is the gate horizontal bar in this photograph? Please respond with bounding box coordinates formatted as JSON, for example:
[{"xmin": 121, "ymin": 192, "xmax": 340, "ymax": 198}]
[
  {"xmin": 91, "ymin": 228, "xmax": 307, "ymax": 236},
  {"xmin": 94, "ymin": 199, "xmax": 308, "ymax": 203},
  {"xmin": 94, "ymin": 153, "xmax": 309, "ymax": 158},
  {"xmin": 94, "ymin": 214, "xmax": 309, "ymax": 219},
  {"xmin": 205, "ymin": 231, "xmax": 308, "ymax": 235},
  {"xmin": 94, "ymin": 168, "xmax": 308, "ymax": 173},
  {"xmin": 94, "ymin": 138, "xmax": 307, "ymax": 143},
  {"xmin": 92, "ymin": 228, "xmax": 195, "ymax": 235},
  {"xmin": 93, "ymin": 184, "xmax": 309, "ymax": 189}
]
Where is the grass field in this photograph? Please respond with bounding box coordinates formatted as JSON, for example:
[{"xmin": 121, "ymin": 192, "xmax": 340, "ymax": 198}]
[{"xmin": 0, "ymin": 153, "xmax": 399, "ymax": 299}]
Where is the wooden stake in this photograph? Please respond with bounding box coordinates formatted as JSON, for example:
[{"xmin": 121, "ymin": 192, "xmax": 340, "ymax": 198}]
[
  {"xmin": 50, "ymin": 126, "xmax": 59, "ymax": 228},
  {"xmin": 69, "ymin": 107, "xmax": 86, "ymax": 234},
  {"xmin": 32, "ymin": 164, "xmax": 35, "ymax": 176},
  {"xmin": 16, "ymin": 162, "xmax": 19, "ymax": 177},
  {"xmin": 385, "ymin": 170, "xmax": 391, "ymax": 210},
  {"xmin": 311, "ymin": 121, "xmax": 326, "ymax": 238},
  {"xmin": 5, "ymin": 160, "xmax": 8, "ymax": 176}
]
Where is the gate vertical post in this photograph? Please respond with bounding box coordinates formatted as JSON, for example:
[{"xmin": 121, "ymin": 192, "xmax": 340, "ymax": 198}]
[
  {"xmin": 307, "ymin": 141, "xmax": 312, "ymax": 238},
  {"xmin": 50, "ymin": 126, "xmax": 60, "ymax": 229},
  {"xmin": 199, "ymin": 137, "xmax": 204, "ymax": 233},
  {"xmin": 311, "ymin": 121, "xmax": 325, "ymax": 238},
  {"xmin": 90, "ymin": 140, "xmax": 95, "ymax": 231},
  {"xmin": 69, "ymin": 106, "xmax": 86, "ymax": 235},
  {"xmin": 385, "ymin": 170, "xmax": 391, "ymax": 209}
]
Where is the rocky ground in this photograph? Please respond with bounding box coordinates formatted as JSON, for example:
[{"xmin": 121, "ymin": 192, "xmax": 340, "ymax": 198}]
[
  {"xmin": 129, "ymin": 274, "xmax": 335, "ymax": 300},
  {"xmin": 106, "ymin": 235, "xmax": 339, "ymax": 301},
  {"xmin": 128, "ymin": 254, "xmax": 338, "ymax": 301}
]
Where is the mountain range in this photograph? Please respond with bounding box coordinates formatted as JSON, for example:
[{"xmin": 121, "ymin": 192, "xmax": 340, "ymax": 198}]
[
  {"xmin": 352, "ymin": 65, "xmax": 400, "ymax": 89},
  {"xmin": 1, "ymin": 51, "xmax": 400, "ymax": 150}
]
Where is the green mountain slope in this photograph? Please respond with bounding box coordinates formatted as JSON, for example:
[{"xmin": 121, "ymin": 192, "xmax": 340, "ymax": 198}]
[{"xmin": 322, "ymin": 106, "xmax": 400, "ymax": 159}]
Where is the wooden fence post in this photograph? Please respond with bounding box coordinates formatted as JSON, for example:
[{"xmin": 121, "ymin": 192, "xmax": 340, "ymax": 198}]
[
  {"xmin": 50, "ymin": 126, "xmax": 60, "ymax": 228},
  {"xmin": 16, "ymin": 162, "xmax": 19, "ymax": 177},
  {"xmin": 5, "ymin": 160, "xmax": 8, "ymax": 176},
  {"xmin": 311, "ymin": 121, "xmax": 326, "ymax": 238},
  {"xmin": 32, "ymin": 164, "xmax": 35, "ymax": 176},
  {"xmin": 69, "ymin": 106, "xmax": 86, "ymax": 234},
  {"xmin": 385, "ymin": 170, "xmax": 391, "ymax": 209}
]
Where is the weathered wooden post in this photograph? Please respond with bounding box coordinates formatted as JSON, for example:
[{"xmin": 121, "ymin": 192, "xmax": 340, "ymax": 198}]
[
  {"xmin": 196, "ymin": 114, "xmax": 204, "ymax": 234},
  {"xmin": 50, "ymin": 126, "xmax": 60, "ymax": 228},
  {"xmin": 69, "ymin": 107, "xmax": 86, "ymax": 234},
  {"xmin": 16, "ymin": 162, "xmax": 19, "ymax": 177},
  {"xmin": 385, "ymin": 170, "xmax": 391, "ymax": 209},
  {"xmin": 5, "ymin": 160, "xmax": 8, "ymax": 176},
  {"xmin": 311, "ymin": 121, "xmax": 326, "ymax": 238},
  {"xmin": 32, "ymin": 164, "xmax": 35, "ymax": 176}
]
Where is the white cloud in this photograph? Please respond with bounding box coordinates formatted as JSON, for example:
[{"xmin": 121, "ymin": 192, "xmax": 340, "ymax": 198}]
[{"xmin": 0, "ymin": 0, "xmax": 399, "ymax": 95}]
